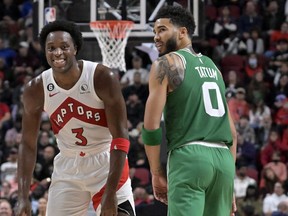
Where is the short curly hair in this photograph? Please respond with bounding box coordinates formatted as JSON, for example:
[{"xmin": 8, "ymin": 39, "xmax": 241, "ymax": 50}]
[
  {"xmin": 39, "ymin": 20, "xmax": 83, "ymax": 54},
  {"xmin": 155, "ymin": 6, "xmax": 196, "ymax": 38}
]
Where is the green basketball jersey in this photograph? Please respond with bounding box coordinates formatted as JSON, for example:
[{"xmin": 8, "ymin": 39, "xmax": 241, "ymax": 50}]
[{"xmin": 164, "ymin": 48, "xmax": 233, "ymax": 152}]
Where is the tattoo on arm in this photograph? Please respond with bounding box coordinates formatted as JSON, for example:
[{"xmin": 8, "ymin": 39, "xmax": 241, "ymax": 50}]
[{"xmin": 156, "ymin": 54, "xmax": 184, "ymax": 90}]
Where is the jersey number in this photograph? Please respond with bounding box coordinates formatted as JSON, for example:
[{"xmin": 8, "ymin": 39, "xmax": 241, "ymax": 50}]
[
  {"xmin": 202, "ymin": 82, "xmax": 225, "ymax": 117},
  {"xmin": 71, "ymin": 128, "xmax": 88, "ymax": 146}
]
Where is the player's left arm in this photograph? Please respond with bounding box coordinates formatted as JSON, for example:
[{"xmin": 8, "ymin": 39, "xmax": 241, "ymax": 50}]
[{"xmin": 94, "ymin": 64, "xmax": 129, "ymax": 205}]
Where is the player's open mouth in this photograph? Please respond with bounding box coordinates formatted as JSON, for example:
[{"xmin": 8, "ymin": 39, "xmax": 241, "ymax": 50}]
[
  {"xmin": 155, "ymin": 42, "xmax": 163, "ymax": 50},
  {"xmin": 53, "ymin": 59, "xmax": 66, "ymax": 67}
]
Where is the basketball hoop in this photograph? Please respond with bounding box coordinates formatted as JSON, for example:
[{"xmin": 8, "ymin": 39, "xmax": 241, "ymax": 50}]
[{"xmin": 90, "ymin": 20, "xmax": 134, "ymax": 72}]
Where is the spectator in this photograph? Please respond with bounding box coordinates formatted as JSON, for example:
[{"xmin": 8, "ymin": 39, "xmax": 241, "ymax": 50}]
[
  {"xmin": 246, "ymin": 71, "xmax": 270, "ymax": 104},
  {"xmin": 256, "ymin": 114, "xmax": 273, "ymax": 148},
  {"xmin": 225, "ymin": 70, "xmax": 242, "ymax": 99},
  {"xmin": 34, "ymin": 197, "xmax": 47, "ymax": 216},
  {"xmin": 212, "ymin": 5, "xmax": 237, "ymax": 43},
  {"xmin": 4, "ymin": 114, "xmax": 22, "ymax": 147},
  {"xmin": 120, "ymin": 55, "xmax": 149, "ymax": 87},
  {"xmin": 264, "ymin": 152, "xmax": 287, "ymax": 183},
  {"xmin": 263, "ymin": 182, "xmax": 288, "ymax": 216},
  {"xmin": 213, "ymin": 27, "xmax": 247, "ymax": 62},
  {"xmin": 122, "ymin": 71, "xmax": 149, "ymax": 104},
  {"xmin": 244, "ymin": 53, "xmax": 264, "ymax": 80},
  {"xmin": 0, "ymin": 199, "xmax": 13, "ymax": 216},
  {"xmin": 237, "ymin": 1, "xmax": 262, "ymax": 39},
  {"xmin": 126, "ymin": 93, "xmax": 145, "ymax": 129},
  {"xmin": 267, "ymin": 39, "xmax": 288, "ymax": 71},
  {"xmin": 0, "ymin": 180, "xmax": 12, "ymax": 200},
  {"xmin": 271, "ymin": 62, "xmax": 288, "ymax": 88},
  {"xmin": 0, "ymin": 147, "xmax": 18, "ymax": 183},
  {"xmin": 0, "ymin": 97, "xmax": 11, "ymax": 136},
  {"xmin": 282, "ymin": 127, "xmax": 288, "ymax": 149},
  {"xmin": 0, "ymin": 38, "xmax": 16, "ymax": 67},
  {"xmin": 272, "ymin": 74, "xmax": 288, "ymax": 102},
  {"xmin": 272, "ymin": 200, "xmax": 288, "ymax": 216},
  {"xmin": 246, "ymin": 27, "xmax": 265, "ymax": 55},
  {"xmin": 248, "ymin": 94, "xmax": 271, "ymax": 134},
  {"xmin": 236, "ymin": 133, "xmax": 257, "ymax": 168},
  {"xmin": 261, "ymin": 128, "xmax": 288, "ymax": 166},
  {"xmin": 12, "ymin": 41, "xmax": 40, "ymax": 83},
  {"xmin": 34, "ymin": 144, "xmax": 57, "ymax": 181},
  {"xmin": 133, "ymin": 186, "xmax": 153, "ymax": 207},
  {"xmin": 236, "ymin": 115, "xmax": 256, "ymax": 144},
  {"xmin": 11, "ymin": 72, "xmax": 32, "ymax": 105},
  {"xmin": 275, "ymin": 99, "xmax": 288, "ymax": 131},
  {"xmin": 273, "ymin": 94, "xmax": 287, "ymax": 116},
  {"xmin": 0, "ymin": 57, "xmax": 13, "ymax": 85},
  {"xmin": 236, "ymin": 184, "xmax": 263, "ymax": 216},
  {"xmin": 270, "ymin": 22, "xmax": 288, "ymax": 51},
  {"xmin": 234, "ymin": 163, "xmax": 257, "ymax": 200},
  {"xmin": 0, "ymin": 73, "xmax": 13, "ymax": 106},
  {"xmin": 262, "ymin": 0, "xmax": 285, "ymax": 36},
  {"xmin": 260, "ymin": 167, "xmax": 280, "ymax": 198},
  {"xmin": 228, "ymin": 87, "xmax": 250, "ymax": 123},
  {"xmin": 0, "ymin": 0, "xmax": 21, "ymax": 22}
]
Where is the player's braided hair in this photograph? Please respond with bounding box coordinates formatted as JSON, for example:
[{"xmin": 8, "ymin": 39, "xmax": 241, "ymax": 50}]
[
  {"xmin": 39, "ymin": 20, "xmax": 83, "ymax": 54},
  {"xmin": 155, "ymin": 5, "xmax": 196, "ymax": 39}
]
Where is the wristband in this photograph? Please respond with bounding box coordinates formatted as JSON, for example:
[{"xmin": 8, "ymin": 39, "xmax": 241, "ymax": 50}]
[
  {"xmin": 110, "ymin": 138, "xmax": 130, "ymax": 153},
  {"xmin": 142, "ymin": 126, "xmax": 162, "ymax": 146}
]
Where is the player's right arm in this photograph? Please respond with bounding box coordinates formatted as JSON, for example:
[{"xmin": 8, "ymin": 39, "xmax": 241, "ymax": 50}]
[
  {"xmin": 143, "ymin": 53, "xmax": 184, "ymax": 204},
  {"xmin": 17, "ymin": 76, "xmax": 44, "ymax": 216}
]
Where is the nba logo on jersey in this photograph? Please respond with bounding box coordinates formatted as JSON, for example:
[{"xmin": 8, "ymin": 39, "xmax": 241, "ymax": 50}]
[{"xmin": 44, "ymin": 7, "xmax": 56, "ymax": 25}]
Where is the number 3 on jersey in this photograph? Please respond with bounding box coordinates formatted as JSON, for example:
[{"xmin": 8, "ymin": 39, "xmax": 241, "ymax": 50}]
[
  {"xmin": 202, "ymin": 82, "xmax": 225, "ymax": 117},
  {"xmin": 71, "ymin": 128, "xmax": 88, "ymax": 146}
]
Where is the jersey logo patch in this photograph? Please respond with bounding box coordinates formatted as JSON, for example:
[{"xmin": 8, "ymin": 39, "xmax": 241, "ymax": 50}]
[
  {"xmin": 49, "ymin": 92, "xmax": 60, "ymax": 97},
  {"xmin": 80, "ymin": 83, "xmax": 90, "ymax": 94},
  {"xmin": 47, "ymin": 83, "xmax": 55, "ymax": 91}
]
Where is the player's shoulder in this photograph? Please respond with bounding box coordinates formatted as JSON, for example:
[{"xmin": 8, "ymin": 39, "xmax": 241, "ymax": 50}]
[
  {"xmin": 152, "ymin": 52, "xmax": 183, "ymax": 74},
  {"xmin": 22, "ymin": 73, "xmax": 44, "ymax": 109},
  {"xmin": 24, "ymin": 73, "xmax": 43, "ymax": 93},
  {"xmin": 94, "ymin": 63, "xmax": 119, "ymax": 87}
]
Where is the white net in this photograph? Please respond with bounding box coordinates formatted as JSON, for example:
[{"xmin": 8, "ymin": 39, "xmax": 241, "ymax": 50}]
[{"xmin": 90, "ymin": 20, "xmax": 134, "ymax": 72}]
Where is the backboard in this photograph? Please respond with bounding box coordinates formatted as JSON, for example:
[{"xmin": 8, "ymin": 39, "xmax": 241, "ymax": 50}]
[{"xmin": 33, "ymin": 0, "xmax": 204, "ymax": 40}]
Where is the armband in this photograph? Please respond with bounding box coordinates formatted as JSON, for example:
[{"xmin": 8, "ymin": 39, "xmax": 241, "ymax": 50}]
[
  {"xmin": 110, "ymin": 138, "xmax": 130, "ymax": 154},
  {"xmin": 142, "ymin": 126, "xmax": 162, "ymax": 146}
]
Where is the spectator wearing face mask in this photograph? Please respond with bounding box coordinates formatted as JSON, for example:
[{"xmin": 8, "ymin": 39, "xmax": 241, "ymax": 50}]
[{"xmin": 245, "ymin": 53, "xmax": 264, "ymax": 80}]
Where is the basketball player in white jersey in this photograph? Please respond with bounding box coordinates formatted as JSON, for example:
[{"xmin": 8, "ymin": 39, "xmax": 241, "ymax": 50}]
[{"xmin": 17, "ymin": 20, "xmax": 135, "ymax": 216}]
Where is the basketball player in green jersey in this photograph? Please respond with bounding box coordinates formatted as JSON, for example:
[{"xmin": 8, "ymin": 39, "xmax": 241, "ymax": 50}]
[{"xmin": 142, "ymin": 6, "xmax": 237, "ymax": 216}]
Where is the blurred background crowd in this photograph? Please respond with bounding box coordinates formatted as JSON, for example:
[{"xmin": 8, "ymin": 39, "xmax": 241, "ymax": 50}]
[{"xmin": 0, "ymin": 0, "xmax": 288, "ymax": 215}]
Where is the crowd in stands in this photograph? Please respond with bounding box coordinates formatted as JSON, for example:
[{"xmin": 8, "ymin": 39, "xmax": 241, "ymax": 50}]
[{"xmin": 0, "ymin": 0, "xmax": 288, "ymax": 215}]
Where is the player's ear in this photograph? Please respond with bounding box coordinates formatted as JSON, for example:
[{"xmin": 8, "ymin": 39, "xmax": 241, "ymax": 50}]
[
  {"xmin": 179, "ymin": 27, "xmax": 188, "ymax": 39},
  {"xmin": 74, "ymin": 45, "xmax": 77, "ymax": 55}
]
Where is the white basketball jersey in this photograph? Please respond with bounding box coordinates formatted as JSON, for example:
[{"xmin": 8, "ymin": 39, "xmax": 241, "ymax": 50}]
[{"xmin": 42, "ymin": 60, "xmax": 112, "ymax": 152}]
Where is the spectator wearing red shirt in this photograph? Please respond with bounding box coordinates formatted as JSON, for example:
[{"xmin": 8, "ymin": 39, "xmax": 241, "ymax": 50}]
[
  {"xmin": 228, "ymin": 87, "xmax": 250, "ymax": 123},
  {"xmin": 260, "ymin": 129, "xmax": 288, "ymax": 167},
  {"xmin": 270, "ymin": 22, "xmax": 288, "ymax": 51},
  {"xmin": 244, "ymin": 53, "xmax": 264, "ymax": 79},
  {"xmin": 282, "ymin": 127, "xmax": 288, "ymax": 147},
  {"xmin": 275, "ymin": 99, "xmax": 288, "ymax": 130},
  {"xmin": 0, "ymin": 100, "xmax": 11, "ymax": 130}
]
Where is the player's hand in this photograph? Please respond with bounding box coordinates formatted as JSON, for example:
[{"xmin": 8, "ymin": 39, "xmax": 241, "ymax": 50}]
[
  {"xmin": 100, "ymin": 192, "xmax": 117, "ymax": 216},
  {"xmin": 230, "ymin": 194, "xmax": 237, "ymax": 216},
  {"xmin": 152, "ymin": 173, "xmax": 168, "ymax": 205},
  {"xmin": 15, "ymin": 199, "xmax": 32, "ymax": 216}
]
